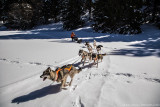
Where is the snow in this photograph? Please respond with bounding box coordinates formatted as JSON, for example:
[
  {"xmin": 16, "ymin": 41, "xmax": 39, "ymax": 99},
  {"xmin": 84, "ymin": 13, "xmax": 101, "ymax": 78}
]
[{"xmin": 0, "ymin": 23, "xmax": 160, "ymax": 107}]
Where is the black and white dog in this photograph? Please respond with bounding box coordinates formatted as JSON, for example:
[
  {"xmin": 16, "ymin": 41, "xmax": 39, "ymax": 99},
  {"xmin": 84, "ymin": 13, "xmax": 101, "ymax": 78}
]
[{"xmin": 96, "ymin": 45, "xmax": 103, "ymax": 54}]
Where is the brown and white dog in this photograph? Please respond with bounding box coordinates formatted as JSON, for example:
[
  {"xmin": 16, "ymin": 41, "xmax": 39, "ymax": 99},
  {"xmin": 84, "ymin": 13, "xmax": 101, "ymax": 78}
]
[
  {"xmin": 85, "ymin": 42, "xmax": 93, "ymax": 53},
  {"xmin": 40, "ymin": 65, "xmax": 81, "ymax": 89},
  {"xmin": 79, "ymin": 49, "xmax": 92, "ymax": 66}
]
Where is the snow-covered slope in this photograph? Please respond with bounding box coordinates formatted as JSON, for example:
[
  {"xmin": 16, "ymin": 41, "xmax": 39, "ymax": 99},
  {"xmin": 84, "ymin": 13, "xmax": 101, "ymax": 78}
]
[{"xmin": 0, "ymin": 23, "xmax": 160, "ymax": 107}]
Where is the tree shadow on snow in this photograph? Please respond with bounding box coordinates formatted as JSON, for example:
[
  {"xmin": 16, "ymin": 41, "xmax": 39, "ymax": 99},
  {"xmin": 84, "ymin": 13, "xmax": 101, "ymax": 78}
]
[
  {"xmin": 110, "ymin": 38, "xmax": 160, "ymax": 57},
  {"xmin": 11, "ymin": 84, "xmax": 61, "ymax": 104},
  {"xmin": 1, "ymin": 23, "xmax": 159, "ymax": 57}
]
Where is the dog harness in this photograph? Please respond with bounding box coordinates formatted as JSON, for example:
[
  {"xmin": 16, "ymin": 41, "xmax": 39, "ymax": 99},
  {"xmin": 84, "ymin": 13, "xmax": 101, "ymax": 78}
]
[
  {"xmin": 64, "ymin": 65, "xmax": 72, "ymax": 71},
  {"xmin": 55, "ymin": 68, "xmax": 62, "ymax": 81},
  {"xmin": 55, "ymin": 65, "xmax": 72, "ymax": 81}
]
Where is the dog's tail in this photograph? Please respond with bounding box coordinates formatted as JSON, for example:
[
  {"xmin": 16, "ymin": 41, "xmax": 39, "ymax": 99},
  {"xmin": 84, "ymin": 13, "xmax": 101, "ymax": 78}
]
[
  {"xmin": 99, "ymin": 45, "xmax": 103, "ymax": 47},
  {"xmin": 102, "ymin": 53, "xmax": 107, "ymax": 56}
]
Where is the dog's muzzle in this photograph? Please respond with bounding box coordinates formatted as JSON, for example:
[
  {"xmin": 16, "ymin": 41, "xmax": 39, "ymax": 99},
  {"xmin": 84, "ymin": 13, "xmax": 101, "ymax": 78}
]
[
  {"xmin": 40, "ymin": 75, "xmax": 47, "ymax": 81},
  {"xmin": 79, "ymin": 52, "xmax": 83, "ymax": 56}
]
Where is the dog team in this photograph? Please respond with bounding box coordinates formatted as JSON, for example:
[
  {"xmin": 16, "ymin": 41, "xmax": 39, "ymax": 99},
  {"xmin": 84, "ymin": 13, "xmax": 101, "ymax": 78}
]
[
  {"xmin": 40, "ymin": 33, "xmax": 106, "ymax": 89},
  {"xmin": 79, "ymin": 40, "xmax": 106, "ymax": 68}
]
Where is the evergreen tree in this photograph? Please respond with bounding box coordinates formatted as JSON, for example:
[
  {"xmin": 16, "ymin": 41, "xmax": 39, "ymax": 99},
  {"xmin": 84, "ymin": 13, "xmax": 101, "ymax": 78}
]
[
  {"xmin": 43, "ymin": 0, "xmax": 63, "ymax": 23},
  {"xmin": 5, "ymin": 2, "xmax": 33, "ymax": 29},
  {"xmin": 93, "ymin": 0, "xmax": 143, "ymax": 34},
  {"xmin": 29, "ymin": 0, "xmax": 44, "ymax": 26},
  {"xmin": 143, "ymin": 0, "xmax": 160, "ymax": 29},
  {"xmin": 4, "ymin": 0, "xmax": 44, "ymax": 29},
  {"xmin": 51, "ymin": 0, "xmax": 62, "ymax": 22},
  {"xmin": 42, "ymin": 1, "xmax": 51, "ymax": 24},
  {"xmin": 0, "ymin": 1, "xmax": 2, "ymax": 21},
  {"xmin": 60, "ymin": 0, "xmax": 69, "ymax": 19},
  {"xmin": 2, "ymin": 0, "xmax": 19, "ymax": 22},
  {"xmin": 85, "ymin": 0, "xmax": 93, "ymax": 20},
  {"xmin": 62, "ymin": 0, "xmax": 84, "ymax": 30}
]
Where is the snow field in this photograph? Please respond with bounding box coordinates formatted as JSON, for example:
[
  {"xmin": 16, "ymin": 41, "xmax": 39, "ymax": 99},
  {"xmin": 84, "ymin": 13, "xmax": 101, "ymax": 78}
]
[{"xmin": 0, "ymin": 23, "xmax": 160, "ymax": 107}]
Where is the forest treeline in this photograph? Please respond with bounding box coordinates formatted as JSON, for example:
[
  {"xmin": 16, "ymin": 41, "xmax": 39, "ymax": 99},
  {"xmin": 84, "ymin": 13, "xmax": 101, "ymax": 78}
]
[{"xmin": 0, "ymin": 0, "xmax": 159, "ymax": 34}]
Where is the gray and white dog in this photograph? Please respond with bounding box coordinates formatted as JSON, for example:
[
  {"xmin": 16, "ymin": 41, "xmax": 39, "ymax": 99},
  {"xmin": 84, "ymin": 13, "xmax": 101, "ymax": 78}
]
[
  {"xmin": 40, "ymin": 65, "xmax": 81, "ymax": 89},
  {"xmin": 79, "ymin": 49, "xmax": 93, "ymax": 66},
  {"xmin": 85, "ymin": 42, "xmax": 93, "ymax": 53}
]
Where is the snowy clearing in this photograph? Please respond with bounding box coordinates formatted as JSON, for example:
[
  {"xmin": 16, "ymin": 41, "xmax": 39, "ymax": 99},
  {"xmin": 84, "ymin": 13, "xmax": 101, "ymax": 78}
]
[{"xmin": 0, "ymin": 23, "xmax": 160, "ymax": 107}]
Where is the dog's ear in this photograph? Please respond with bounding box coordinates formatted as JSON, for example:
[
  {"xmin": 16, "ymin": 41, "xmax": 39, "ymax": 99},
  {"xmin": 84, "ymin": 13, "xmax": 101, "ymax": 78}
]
[
  {"xmin": 79, "ymin": 49, "xmax": 83, "ymax": 51},
  {"xmin": 47, "ymin": 67, "xmax": 52, "ymax": 72},
  {"xmin": 49, "ymin": 69, "xmax": 52, "ymax": 72}
]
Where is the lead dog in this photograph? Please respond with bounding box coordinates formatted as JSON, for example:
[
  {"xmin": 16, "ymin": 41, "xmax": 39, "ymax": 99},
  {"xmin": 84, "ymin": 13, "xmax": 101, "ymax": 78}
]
[{"xmin": 40, "ymin": 64, "xmax": 81, "ymax": 89}]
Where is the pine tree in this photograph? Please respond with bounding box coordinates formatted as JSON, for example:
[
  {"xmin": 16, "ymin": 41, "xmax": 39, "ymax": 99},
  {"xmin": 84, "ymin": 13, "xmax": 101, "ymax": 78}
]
[
  {"xmin": 4, "ymin": 0, "xmax": 44, "ymax": 29},
  {"xmin": 51, "ymin": 0, "xmax": 62, "ymax": 22},
  {"xmin": 0, "ymin": 1, "xmax": 2, "ymax": 21},
  {"xmin": 93, "ymin": 0, "xmax": 143, "ymax": 34},
  {"xmin": 143, "ymin": 0, "xmax": 160, "ymax": 29},
  {"xmin": 5, "ymin": 2, "xmax": 33, "ymax": 29},
  {"xmin": 29, "ymin": 0, "xmax": 44, "ymax": 26},
  {"xmin": 62, "ymin": 0, "xmax": 84, "ymax": 30},
  {"xmin": 85, "ymin": 0, "xmax": 93, "ymax": 20},
  {"xmin": 42, "ymin": 1, "xmax": 51, "ymax": 24}
]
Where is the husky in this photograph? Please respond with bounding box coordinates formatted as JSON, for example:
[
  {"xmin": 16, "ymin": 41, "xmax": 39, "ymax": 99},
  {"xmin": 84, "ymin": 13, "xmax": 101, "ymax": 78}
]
[
  {"xmin": 79, "ymin": 49, "xmax": 106, "ymax": 67},
  {"xmin": 79, "ymin": 49, "xmax": 92, "ymax": 66},
  {"xmin": 85, "ymin": 42, "xmax": 93, "ymax": 53},
  {"xmin": 91, "ymin": 53, "xmax": 107, "ymax": 68},
  {"xmin": 96, "ymin": 45, "xmax": 103, "ymax": 54},
  {"xmin": 40, "ymin": 65, "xmax": 81, "ymax": 89},
  {"xmin": 93, "ymin": 40, "xmax": 97, "ymax": 49},
  {"xmin": 85, "ymin": 41, "xmax": 89, "ymax": 46},
  {"xmin": 77, "ymin": 39, "xmax": 82, "ymax": 44}
]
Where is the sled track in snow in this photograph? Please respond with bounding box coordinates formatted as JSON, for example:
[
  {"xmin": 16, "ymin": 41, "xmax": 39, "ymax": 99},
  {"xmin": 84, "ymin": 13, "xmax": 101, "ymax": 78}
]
[
  {"xmin": 0, "ymin": 56, "xmax": 81, "ymax": 89},
  {"xmin": 0, "ymin": 56, "xmax": 80, "ymax": 67}
]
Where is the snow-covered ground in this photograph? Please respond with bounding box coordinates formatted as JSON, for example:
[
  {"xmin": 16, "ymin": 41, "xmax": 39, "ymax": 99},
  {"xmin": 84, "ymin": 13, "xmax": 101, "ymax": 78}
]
[{"xmin": 0, "ymin": 23, "xmax": 160, "ymax": 107}]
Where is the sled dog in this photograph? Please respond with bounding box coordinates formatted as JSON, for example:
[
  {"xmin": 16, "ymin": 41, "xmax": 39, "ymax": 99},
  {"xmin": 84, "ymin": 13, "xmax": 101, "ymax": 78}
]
[
  {"xmin": 96, "ymin": 45, "xmax": 103, "ymax": 54},
  {"xmin": 40, "ymin": 65, "xmax": 81, "ymax": 89},
  {"xmin": 79, "ymin": 49, "xmax": 92, "ymax": 66},
  {"xmin": 85, "ymin": 42, "xmax": 93, "ymax": 53},
  {"xmin": 77, "ymin": 39, "xmax": 82, "ymax": 44},
  {"xmin": 93, "ymin": 40, "xmax": 97, "ymax": 49},
  {"xmin": 91, "ymin": 53, "xmax": 107, "ymax": 67}
]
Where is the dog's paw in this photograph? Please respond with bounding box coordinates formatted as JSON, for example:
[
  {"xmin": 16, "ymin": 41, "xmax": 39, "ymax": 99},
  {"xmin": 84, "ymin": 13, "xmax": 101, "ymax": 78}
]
[
  {"xmin": 60, "ymin": 86, "xmax": 68, "ymax": 90},
  {"xmin": 61, "ymin": 88, "xmax": 68, "ymax": 90},
  {"xmin": 68, "ymin": 83, "xmax": 72, "ymax": 86}
]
